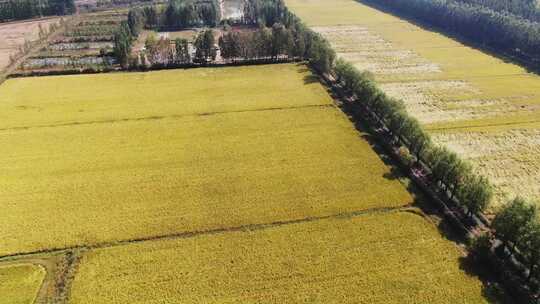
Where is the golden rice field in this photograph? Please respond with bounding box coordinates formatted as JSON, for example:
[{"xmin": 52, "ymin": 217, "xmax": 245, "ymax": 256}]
[
  {"xmin": 70, "ymin": 211, "xmax": 487, "ymax": 304},
  {"xmin": 0, "ymin": 64, "xmax": 412, "ymax": 257},
  {"xmin": 286, "ymin": 0, "xmax": 540, "ymax": 209},
  {"xmin": 0, "ymin": 64, "xmax": 330, "ymax": 130},
  {"xmin": 0, "ymin": 263, "xmax": 46, "ymax": 304}
]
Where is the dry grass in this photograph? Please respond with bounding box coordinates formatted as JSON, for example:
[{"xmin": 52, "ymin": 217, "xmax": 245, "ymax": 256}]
[
  {"xmin": 0, "ymin": 17, "xmax": 61, "ymax": 71},
  {"xmin": 0, "ymin": 263, "xmax": 46, "ymax": 304},
  {"xmin": 433, "ymin": 128, "xmax": 540, "ymax": 207},
  {"xmin": 0, "ymin": 64, "xmax": 412, "ymax": 256},
  {"xmin": 70, "ymin": 211, "xmax": 488, "ymax": 304}
]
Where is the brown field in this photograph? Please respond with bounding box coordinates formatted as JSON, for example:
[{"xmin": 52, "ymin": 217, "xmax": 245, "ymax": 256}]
[{"xmin": 0, "ymin": 17, "xmax": 61, "ymax": 72}]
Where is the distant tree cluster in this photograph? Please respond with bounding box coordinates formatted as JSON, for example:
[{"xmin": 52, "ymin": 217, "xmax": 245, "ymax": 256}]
[
  {"xmin": 125, "ymin": 0, "xmax": 220, "ymax": 32},
  {"xmin": 0, "ymin": 0, "xmax": 75, "ymax": 22},
  {"xmin": 134, "ymin": 33, "xmax": 191, "ymax": 67},
  {"xmin": 367, "ymin": 0, "xmax": 540, "ymax": 63},
  {"xmin": 164, "ymin": 0, "xmax": 220, "ymax": 29},
  {"xmin": 122, "ymin": 0, "xmax": 335, "ymax": 72},
  {"xmin": 219, "ymin": 23, "xmax": 304, "ymax": 62},
  {"xmin": 452, "ymin": 0, "xmax": 540, "ymax": 21}
]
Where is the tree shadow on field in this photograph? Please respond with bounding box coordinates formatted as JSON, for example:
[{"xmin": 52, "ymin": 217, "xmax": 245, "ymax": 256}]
[
  {"xmin": 303, "ymin": 74, "xmax": 320, "ymax": 84},
  {"xmin": 297, "ymin": 64, "xmax": 321, "ymax": 84},
  {"xmin": 458, "ymin": 256, "xmax": 516, "ymax": 304}
]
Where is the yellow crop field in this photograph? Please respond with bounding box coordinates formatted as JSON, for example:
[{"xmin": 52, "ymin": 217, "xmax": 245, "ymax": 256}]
[
  {"xmin": 0, "ymin": 64, "xmax": 412, "ymax": 257},
  {"xmin": 0, "ymin": 263, "xmax": 46, "ymax": 304},
  {"xmin": 0, "ymin": 64, "xmax": 331, "ymax": 130},
  {"xmin": 286, "ymin": 0, "xmax": 540, "ymax": 208},
  {"xmin": 70, "ymin": 211, "xmax": 488, "ymax": 304}
]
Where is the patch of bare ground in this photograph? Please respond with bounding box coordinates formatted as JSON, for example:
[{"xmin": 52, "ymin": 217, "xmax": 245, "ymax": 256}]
[
  {"xmin": 433, "ymin": 129, "xmax": 540, "ymax": 208},
  {"xmin": 0, "ymin": 17, "xmax": 62, "ymax": 72},
  {"xmin": 312, "ymin": 25, "xmax": 441, "ymax": 76}
]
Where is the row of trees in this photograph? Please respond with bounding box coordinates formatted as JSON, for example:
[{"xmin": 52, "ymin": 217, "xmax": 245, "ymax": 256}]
[
  {"xmin": 452, "ymin": 0, "xmax": 540, "ymax": 21},
  {"xmin": 164, "ymin": 0, "xmax": 220, "ymax": 29},
  {"xmin": 492, "ymin": 198, "xmax": 540, "ymax": 282},
  {"xmin": 0, "ymin": 0, "xmax": 75, "ymax": 22},
  {"xmin": 283, "ymin": 0, "xmax": 539, "ymax": 293},
  {"xmin": 333, "ymin": 58, "xmax": 493, "ymax": 215},
  {"xmin": 367, "ymin": 0, "xmax": 540, "ymax": 63},
  {"xmin": 125, "ymin": 0, "xmax": 220, "ymax": 33}
]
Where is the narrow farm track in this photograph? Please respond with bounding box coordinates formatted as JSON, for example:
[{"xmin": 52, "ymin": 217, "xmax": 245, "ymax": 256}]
[
  {"xmin": 426, "ymin": 118, "xmax": 540, "ymax": 132},
  {"xmin": 0, "ymin": 103, "xmax": 334, "ymax": 132},
  {"xmin": 0, "ymin": 205, "xmax": 418, "ymax": 303},
  {"xmin": 0, "ymin": 204, "xmax": 415, "ymax": 262}
]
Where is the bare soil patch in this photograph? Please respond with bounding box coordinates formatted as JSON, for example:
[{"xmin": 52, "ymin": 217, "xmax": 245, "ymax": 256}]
[{"xmin": 0, "ymin": 17, "xmax": 61, "ymax": 71}]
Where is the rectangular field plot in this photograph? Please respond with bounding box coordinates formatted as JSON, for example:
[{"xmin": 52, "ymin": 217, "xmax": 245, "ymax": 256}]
[
  {"xmin": 70, "ymin": 211, "xmax": 488, "ymax": 304},
  {"xmin": 0, "ymin": 64, "xmax": 331, "ymax": 130},
  {"xmin": 0, "ymin": 264, "xmax": 45, "ymax": 304},
  {"xmin": 0, "ymin": 66, "xmax": 411, "ymax": 256}
]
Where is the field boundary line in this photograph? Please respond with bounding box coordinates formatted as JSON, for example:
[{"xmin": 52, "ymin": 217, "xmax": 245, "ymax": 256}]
[
  {"xmin": 0, "ymin": 104, "xmax": 334, "ymax": 132},
  {"xmin": 426, "ymin": 118, "xmax": 540, "ymax": 132},
  {"xmin": 0, "ymin": 205, "xmax": 415, "ymax": 261}
]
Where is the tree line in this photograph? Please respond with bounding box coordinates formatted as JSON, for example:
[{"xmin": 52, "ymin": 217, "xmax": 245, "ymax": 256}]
[
  {"xmin": 0, "ymin": 0, "xmax": 75, "ymax": 22},
  {"xmin": 452, "ymin": 0, "xmax": 540, "ymax": 21},
  {"xmin": 333, "ymin": 58, "xmax": 493, "ymax": 216},
  {"xmin": 365, "ymin": 0, "xmax": 540, "ymax": 64},
  {"xmin": 307, "ymin": 1, "xmax": 540, "ymax": 296},
  {"xmin": 121, "ymin": 0, "xmax": 220, "ymax": 32},
  {"xmin": 114, "ymin": 0, "xmax": 336, "ymax": 70}
]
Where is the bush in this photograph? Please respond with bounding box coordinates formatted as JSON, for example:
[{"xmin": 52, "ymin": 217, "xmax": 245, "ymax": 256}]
[{"xmin": 468, "ymin": 233, "xmax": 493, "ymax": 265}]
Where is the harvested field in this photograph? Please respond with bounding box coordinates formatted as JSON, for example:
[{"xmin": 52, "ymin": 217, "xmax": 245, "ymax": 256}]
[
  {"xmin": 432, "ymin": 128, "xmax": 540, "ymax": 206},
  {"xmin": 286, "ymin": 0, "xmax": 540, "ymax": 209},
  {"xmin": 0, "ymin": 64, "xmax": 412, "ymax": 256},
  {"xmin": 0, "ymin": 263, "xmax": 46, "ymax": 304},
  {"xmin": 70, "ymin": 211, "xmax": 488, "ymax": 304},
  {"xmin": 0, "ymin": 17, "xmax": 61, "ymax": 71}
]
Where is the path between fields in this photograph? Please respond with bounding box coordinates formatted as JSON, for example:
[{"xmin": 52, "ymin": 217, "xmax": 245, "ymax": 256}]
[
  {"xmin": 0, "ymin": 204, "xmax": 420, "ymax": 304},
  {"xmin": 0, "ymin": 104, "xmax": 334, "ymax": 132}
]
